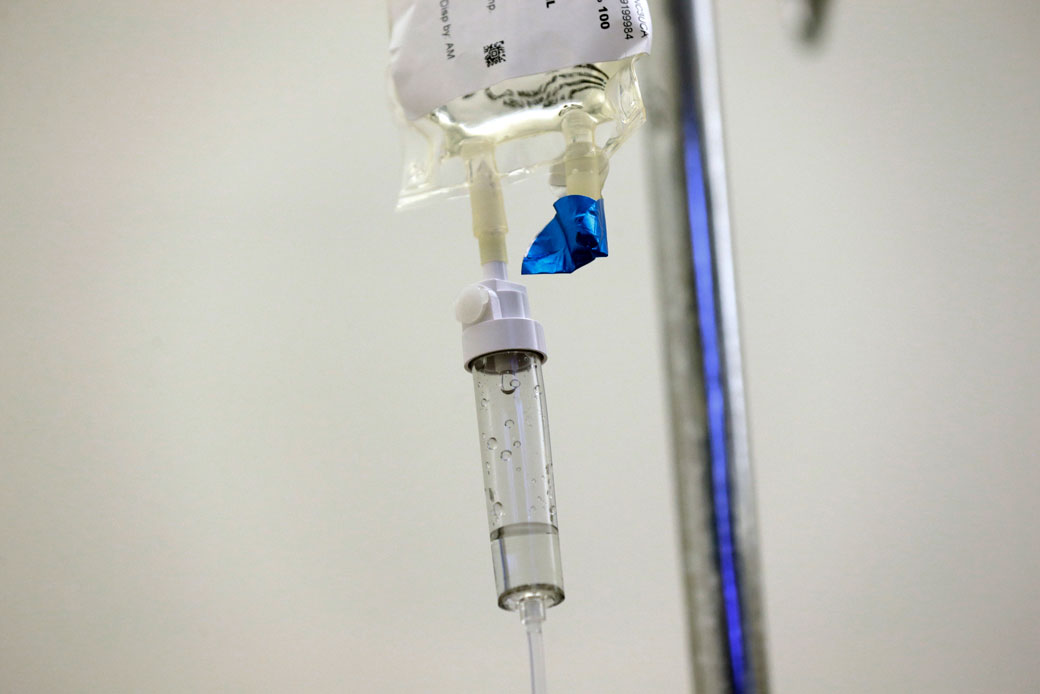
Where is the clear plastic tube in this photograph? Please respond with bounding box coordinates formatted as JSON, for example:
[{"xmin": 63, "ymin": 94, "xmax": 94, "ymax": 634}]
[
  {"xmin": 471, "ymin": 350, "xmax": 563, "ymax": 610},
  {"xmin": 520, "ymin": 597, "xmax": 549, "ymax": 694}
]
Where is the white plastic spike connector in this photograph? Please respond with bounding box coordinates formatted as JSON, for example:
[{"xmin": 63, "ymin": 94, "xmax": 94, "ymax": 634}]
[
  {"xmin": 482, "ymin": 261, "xmax": 508, "ymax": 281},
  {"xmin": 454, "ymin": 277, "xmax": 547, "ymax": 370}
]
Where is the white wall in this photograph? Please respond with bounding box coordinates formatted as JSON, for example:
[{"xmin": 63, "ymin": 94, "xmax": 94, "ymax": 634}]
[
  {"xmin": 1, "ymin": 2, "xmax": 1037, "ymax": 693},
  {"xmin": 0, "ymin": 2, "xmax": 686, "ymax": 693},
  {"xmin": 717, "ymin": 3, "xmax": 1040, "ymax": 693}
]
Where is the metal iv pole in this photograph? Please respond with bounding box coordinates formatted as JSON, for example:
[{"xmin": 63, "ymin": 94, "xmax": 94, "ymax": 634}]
[{"xmin": 643, "ymin": 1, "xmax": 770, "ymax": 692}]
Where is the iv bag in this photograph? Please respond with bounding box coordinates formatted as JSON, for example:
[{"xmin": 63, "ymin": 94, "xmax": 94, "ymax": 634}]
[{"xmin": 387, "ymin": 1, "xmax": 653, "ymax": 208}]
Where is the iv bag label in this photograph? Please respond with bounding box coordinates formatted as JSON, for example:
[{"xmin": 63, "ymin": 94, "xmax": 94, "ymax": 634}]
[{"xmin": 388, "ymin": 0, "xmax": 653, "ymax": 120}]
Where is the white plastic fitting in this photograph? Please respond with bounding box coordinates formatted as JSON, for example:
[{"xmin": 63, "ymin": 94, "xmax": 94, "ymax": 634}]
[
  {"xmin": 560, "ymin": 109, "xmax": 606, "ymax": 199},
  {"xmin": 461, "ymin": 140, "xmax": 509, "ymax": 266},
  {"xmin": 455, "ymin": 277, "xmax": 547, "ymax": 369}
]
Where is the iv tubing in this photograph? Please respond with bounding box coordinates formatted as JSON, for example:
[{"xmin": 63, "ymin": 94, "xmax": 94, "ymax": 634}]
[{"xmin": 520, "ymin": 597, "xmax": 548, "ymax": 694}]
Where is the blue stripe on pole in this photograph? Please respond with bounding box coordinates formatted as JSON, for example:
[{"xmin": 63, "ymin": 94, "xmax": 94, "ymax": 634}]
[{"xmin": 683, "ymin": 111, "xmax": 753, "ymax": 694}]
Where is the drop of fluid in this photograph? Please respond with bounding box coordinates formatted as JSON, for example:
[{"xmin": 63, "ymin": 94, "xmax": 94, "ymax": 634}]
[
  {"xmin": 492, "ymin": 502, "xmax": 503, "ymax": 522},
  {"xmin": 515, "ymin": 466, "xmax": 522, "ymax": 473},
  {"xmin": 500, "ymin": 450, "xmax": 512, "ymax": 462},
  {"xmin": 504, "ymin": 419, "xmax": 514, "ymax": 428},
  {"xmin": 500, "ymin": 372, "xmax": 519, "ymax": 394},
  {"xmin": 533, "ymin": 385, "xmax": 541, "ymax": 394},
  {"xmin": 513, "ymin": 440, "xmax": 521, "ymax": 448},
  {"xmin": 487, "ymin": 437, "xmax": 497, "ymax": 450},
  {"xmin": 480, "ymin": 397, "xmax": 489, "ymax": 409}
]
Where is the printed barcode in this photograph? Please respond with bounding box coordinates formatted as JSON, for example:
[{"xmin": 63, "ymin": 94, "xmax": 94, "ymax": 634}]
[{"xmin": 483, "ymin": 40, "xmax": 506, "ymax": 68}]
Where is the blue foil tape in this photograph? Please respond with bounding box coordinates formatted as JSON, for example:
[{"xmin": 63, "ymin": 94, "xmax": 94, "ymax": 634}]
[{"xmin": 521, "ymin": 195, "xmax": 608, "ymax": 275}]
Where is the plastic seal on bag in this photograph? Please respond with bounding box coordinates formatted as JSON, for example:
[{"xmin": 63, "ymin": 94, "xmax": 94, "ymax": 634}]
[{"xmin": 387, "ymin": 1, "xmax": 652, "ymax": 210}]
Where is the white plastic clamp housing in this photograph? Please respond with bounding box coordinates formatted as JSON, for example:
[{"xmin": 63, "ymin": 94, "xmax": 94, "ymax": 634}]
[{"xmin": 455, "ymin": 278, "xmax": 547, "ymax": 370}]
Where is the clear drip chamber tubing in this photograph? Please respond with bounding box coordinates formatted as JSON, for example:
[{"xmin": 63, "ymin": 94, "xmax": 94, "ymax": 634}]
[{"xmin": 471, "ymin": 350, "xmax": 563, "ymax": 611}]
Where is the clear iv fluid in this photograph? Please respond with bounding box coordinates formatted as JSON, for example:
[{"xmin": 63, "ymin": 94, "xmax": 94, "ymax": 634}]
[
  {"xmin": 472, "ymin": 350, "xmax": 563, "ymax": 610},
  {"xmin": 396, "ymin": 58, "xmax": 645, "ymax": 206}
]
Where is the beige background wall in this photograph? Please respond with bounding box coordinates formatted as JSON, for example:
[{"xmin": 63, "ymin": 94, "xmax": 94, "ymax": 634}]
[
  {"xmin": 0, "ymin": 2, "xmax": 1036, "ymax": 693},
  {"xmin": 717, "ymin": 4, "xmax": 1040, "ymax": 693}
]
